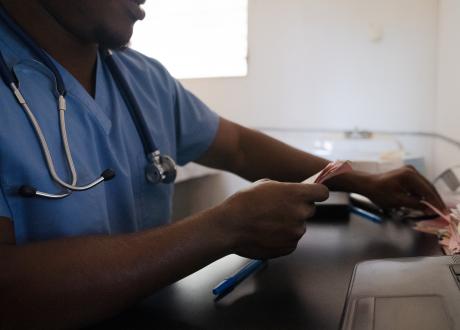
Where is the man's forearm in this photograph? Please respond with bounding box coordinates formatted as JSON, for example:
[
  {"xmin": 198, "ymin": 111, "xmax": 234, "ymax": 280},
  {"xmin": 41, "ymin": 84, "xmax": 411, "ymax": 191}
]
[
  {"xmin": 243, "ymin": 129, "xmax": 372, "ymax": 192},
  {"xmin": 0, "ymin": 207, "xmax": 230, "ymax": 329},
  {"xmin": 234, "ymin": 127, "xmax": 330, "ymax": 182},
  {"xmin": 208, "ymin": 122, "xmax": 370, "ymax": 193},
  {"xmin": 199, "ymin": 120, "xmax": 330, "ymax": 183}
]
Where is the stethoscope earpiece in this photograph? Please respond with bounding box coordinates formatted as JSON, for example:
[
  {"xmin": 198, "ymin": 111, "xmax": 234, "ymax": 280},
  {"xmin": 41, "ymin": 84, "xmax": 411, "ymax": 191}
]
[
  {"xmin": 18, "ymin": 185, "xmax": 37, "ymax": 198},
  {"xmin": 101, "ymin": 169, "xmax": 116, "ymax": 181},
  {"xmin": 18, "ymin": 169, "xmax": 116, "ymax": 199}
]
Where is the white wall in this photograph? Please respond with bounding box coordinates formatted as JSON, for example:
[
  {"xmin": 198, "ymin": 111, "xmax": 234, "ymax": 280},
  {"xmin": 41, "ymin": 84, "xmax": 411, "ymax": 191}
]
[
  {"xmin": 172, "ymin": 0, "xmax": 460, "ymax": 218},
  {"xmin": 434, "ymin": 0, "xmax": 460, "ymax": 174},
  {"xmin": 181, "ymin": 0, "xmax": 439, "ymax": 132}
]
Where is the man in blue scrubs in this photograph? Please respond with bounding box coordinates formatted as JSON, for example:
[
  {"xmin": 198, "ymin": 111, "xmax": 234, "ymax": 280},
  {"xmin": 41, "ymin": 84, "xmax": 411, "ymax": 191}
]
[{"xmin": 0, "ymin": 0, "xmax": 446, "ymax": 328}]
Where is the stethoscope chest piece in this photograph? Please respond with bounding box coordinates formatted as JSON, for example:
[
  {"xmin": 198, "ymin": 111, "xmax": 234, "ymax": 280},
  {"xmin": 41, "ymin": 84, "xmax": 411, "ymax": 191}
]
[{"xmin": 146, "ymin": 152, "xmax": 177, "ymax": 184}]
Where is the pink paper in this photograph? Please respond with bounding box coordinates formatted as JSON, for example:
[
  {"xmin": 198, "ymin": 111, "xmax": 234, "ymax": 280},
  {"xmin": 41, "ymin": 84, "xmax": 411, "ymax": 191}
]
[
  {"xmin": 415, "ymin": 201, "xmax": 460, "ymax": 255},
  {"xmin": 303, "ymin": 161, "xmax": 353, "ymax": 185}
]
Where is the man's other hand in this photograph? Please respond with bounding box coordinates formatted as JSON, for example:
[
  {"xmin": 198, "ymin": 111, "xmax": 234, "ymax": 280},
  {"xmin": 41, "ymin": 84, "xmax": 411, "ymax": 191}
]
[{"xmin": 362, "ymin": 166, "xmax": 446, "ymax": 213}]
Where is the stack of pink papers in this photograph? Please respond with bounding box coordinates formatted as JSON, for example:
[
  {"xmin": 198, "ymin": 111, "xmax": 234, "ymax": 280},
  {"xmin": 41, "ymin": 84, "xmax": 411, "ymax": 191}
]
[
  {"xmin": 414, "ymin": 202, "xmax": 460, "ymax": 255},
  {"xmin": 303, "ymin": 161, "xmax": 353, "ymax": 184}
]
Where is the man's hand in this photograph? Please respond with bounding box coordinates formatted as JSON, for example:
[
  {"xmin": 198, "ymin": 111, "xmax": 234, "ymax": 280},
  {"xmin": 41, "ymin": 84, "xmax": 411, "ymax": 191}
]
[
  {"xmin": 359, "ymin": 166, "xmax": 446, "ymax": 213},
  {"xmin": 217, "ymin": 180, "xmax": 329, "ymax": 259}
]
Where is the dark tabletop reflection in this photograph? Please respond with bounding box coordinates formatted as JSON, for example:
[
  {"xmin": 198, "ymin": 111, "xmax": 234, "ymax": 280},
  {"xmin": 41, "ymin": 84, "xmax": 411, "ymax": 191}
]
[{"xmin": 91, "ymin": 214, "xmax": 441, "ymax": 330}]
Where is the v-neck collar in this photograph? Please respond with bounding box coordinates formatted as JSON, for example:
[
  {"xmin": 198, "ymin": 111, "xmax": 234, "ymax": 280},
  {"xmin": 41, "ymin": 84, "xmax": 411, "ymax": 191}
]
[
  {"xmin": 50, "ymin": 51, "xmax": 102, "ymax": 104},
  {"xmin": 94, "ymin": 52, "xmax": 113, "ymax": 118},
  {"xmin": 51, "ymin": 52, "xmax": 112, "ymax": 134}
]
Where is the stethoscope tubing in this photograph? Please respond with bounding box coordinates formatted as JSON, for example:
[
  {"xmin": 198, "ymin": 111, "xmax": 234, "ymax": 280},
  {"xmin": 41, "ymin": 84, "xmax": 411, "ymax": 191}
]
[
  {"xmin": 0, "ymin": 5, "xmax": 114, "ymax": 196},
  {"xmin": 102, "ymin": 49, "xmax": 159, "ymax": 155},
  {"xmin": 0, "ymin": 4, "xmax": 177, "ymax": 198},
  {"xmin": 8, "ymin": 82, "xmax": 109, "ymax": 192},
  {"xmin": 11, "ymin": 85, "xmax": 77, "ymax": 189}
]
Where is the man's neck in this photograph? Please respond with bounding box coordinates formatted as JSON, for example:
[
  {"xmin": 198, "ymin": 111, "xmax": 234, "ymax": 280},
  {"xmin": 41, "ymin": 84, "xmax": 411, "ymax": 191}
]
[{"xmin": 1, "ymin": 0, "xmax": 98, "ymax": 96}]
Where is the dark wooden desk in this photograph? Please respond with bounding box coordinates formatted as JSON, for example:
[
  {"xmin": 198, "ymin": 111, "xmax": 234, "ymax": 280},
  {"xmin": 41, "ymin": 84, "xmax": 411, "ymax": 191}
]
[{"xmin": 94, "ymin": 215, "xmax": 441, "ymax": 330}]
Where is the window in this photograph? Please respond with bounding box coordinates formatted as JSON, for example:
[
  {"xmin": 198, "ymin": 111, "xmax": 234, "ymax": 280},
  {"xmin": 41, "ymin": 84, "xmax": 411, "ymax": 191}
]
[{"xmin": 130, "ymin": 0, "xmax": 248, "ymax": 79}]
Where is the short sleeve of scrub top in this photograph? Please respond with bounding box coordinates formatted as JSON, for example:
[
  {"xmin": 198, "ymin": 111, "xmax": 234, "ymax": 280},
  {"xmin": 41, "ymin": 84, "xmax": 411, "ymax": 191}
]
[{"xmin": 172, "ymin": 79, "xmax": 220, "ymax": 166}]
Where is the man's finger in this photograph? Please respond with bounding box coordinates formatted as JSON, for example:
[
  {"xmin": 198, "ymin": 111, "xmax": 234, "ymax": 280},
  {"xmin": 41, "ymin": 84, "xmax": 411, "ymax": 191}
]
[
  {"xmin": 295, "ymin": 183, "xmax": 329, "ymax": 203},
  {"xmin": 395, "ymin": 194, "xmax": 426, "ymax": 211},
  {"xmin": 254, "ymin": 178, "xmax": 272, "ymax": 185},
  {"xmin": 403, "ymin": 172, "xmax": 446, "ymax": 211},
  {"xmin": 410, "ymin": 169, "xmax": 446, "ymax": 209}
]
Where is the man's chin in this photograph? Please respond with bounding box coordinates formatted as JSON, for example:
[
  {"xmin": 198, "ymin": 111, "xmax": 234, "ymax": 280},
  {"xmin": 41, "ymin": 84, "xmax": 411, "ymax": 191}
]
[
  {"xmin": 96, "ymin": 28, "xmax": 133, "ymax": 50},
  {"xmin": 99, "ymin": 42, "xmax": 130, "ymax": 51}
]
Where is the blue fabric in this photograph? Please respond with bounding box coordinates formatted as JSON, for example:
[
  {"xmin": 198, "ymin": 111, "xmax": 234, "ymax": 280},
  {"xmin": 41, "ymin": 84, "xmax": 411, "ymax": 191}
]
[
  {"xmin": 0, "ymin": 25, "xmax": 220, "ymax": 244},
  {"xmin": 0, "ymin": 184, "xmax": 12, "ymax": 219}
]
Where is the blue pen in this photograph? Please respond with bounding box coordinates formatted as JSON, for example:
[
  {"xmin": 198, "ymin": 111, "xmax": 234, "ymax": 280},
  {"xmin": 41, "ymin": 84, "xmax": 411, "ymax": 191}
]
[
  {"xmin": 212, "ymin": 259, "xmax": 266, "ymax": 297},
  {"xmin": 350, "ymin": 205, "xmax": 383, "ymax": 223}
]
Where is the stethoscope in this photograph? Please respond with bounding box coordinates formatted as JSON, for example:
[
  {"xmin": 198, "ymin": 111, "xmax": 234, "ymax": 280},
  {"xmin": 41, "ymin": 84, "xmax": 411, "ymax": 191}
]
[{"xmin": 0, "ymin": 6, "xmax": 177, "ymax": 199}]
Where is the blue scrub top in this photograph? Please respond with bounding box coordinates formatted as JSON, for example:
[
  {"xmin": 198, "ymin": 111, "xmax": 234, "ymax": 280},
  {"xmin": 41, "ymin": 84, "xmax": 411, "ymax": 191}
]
[{"xmin": 0, "ymin": 25, "xmax": 220, "ymax": 244}]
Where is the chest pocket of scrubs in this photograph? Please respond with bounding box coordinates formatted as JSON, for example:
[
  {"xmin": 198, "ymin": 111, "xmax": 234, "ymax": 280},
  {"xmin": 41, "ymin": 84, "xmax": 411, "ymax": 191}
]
[{"xmin": 0, "ymin": 60, "xmax": 112, "ymax": 243}]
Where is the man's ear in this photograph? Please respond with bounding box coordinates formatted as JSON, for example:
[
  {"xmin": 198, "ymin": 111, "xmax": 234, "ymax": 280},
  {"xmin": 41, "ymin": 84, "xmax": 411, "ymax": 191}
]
[{"xmin": 0, "ymin": 217, "xmax": 15, "ymax": 245}]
